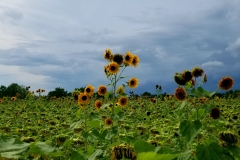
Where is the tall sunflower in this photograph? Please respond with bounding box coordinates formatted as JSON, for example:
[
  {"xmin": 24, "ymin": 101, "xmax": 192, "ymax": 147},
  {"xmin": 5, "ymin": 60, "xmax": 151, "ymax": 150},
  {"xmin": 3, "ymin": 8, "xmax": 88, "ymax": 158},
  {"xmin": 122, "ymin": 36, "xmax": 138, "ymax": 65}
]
[
  {"xmin": 218, "ymin": 76, "xmax": 234, "ymax": 90},
  {"xmin": 84, "ymin": 84, "xmax": 94, "ymax": 96},
  {"xmin": 131, "ymin": 54, "xmax": 140, "ymax": 67},
  {"xmin": 113, "ymin": 54, "xmax": 123, "ymax": 65},
  {"xmin": 103, "ymin": 49, "xmax": 113, "ymax": 61},
  {"xmin": 98, "ymin": 85, "xmax": 108, "ymax": 96},
  {"xmin": 95, "ymin": 100, "xmax": 103, "ymax": 110},
  {"xmin": 192, "ymin": 67, "xmax": 204, "ymax": 78},
  {"xmin": 118, "ymin": 97, "xmax": 128, "ymax": 107},
  {"xmin": 108, "ymin": 62, "xmax": 119, "ymax": 74},
  {"xmin": 128, "ymin": 78, "xmax": 139, "ymax": 89},
  {"xmin": 174, "ymin": 73, "xmax": 187, "ymax": 86},
  {"xmin": 174, "ymin": 87, "xmax": 187, "ymax": 101},
  {"xmin": 124, "ymin": 51, "xmax": 133, "ymax": 66},
  {"xmin": 78, "ymin": 92, "xmax": 90, "ymax": 105},
  {"xmin": 182, "ymin": 70, "xmax": 192, "ymax": 82}
]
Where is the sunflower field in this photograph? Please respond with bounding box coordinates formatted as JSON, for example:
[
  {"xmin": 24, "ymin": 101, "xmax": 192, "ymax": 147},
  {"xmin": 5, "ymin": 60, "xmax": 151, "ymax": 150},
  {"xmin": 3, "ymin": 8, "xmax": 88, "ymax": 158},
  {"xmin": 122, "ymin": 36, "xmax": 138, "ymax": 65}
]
[{"xmin": 0, "ymin": 49, "xmax": 239, "ymax": 160}]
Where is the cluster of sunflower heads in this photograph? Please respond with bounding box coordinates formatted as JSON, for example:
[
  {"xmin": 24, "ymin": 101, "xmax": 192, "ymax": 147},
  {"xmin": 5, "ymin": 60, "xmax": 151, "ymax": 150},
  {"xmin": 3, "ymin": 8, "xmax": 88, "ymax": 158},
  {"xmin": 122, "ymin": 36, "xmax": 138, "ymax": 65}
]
[
  {"xmin": 77, "ymin": 84, "xmax": 95, "ymax": 106},
  {"xmin": 219, "ymin": 131, "xmax": 238, "ymax": 146},
  {"xmin": 111, "ymin": 143, "xmax": 137, "ymax": 160},
  {"xmin": 174, "ymin": 67, "xmax": 205, "ymax": 86}
]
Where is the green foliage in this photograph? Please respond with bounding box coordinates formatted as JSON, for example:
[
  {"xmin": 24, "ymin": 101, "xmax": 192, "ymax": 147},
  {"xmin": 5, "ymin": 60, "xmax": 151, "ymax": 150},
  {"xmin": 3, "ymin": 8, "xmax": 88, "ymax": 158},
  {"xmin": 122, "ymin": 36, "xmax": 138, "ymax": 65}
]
[{"xmin": 47, "ymin": 87, "xmax": 69, "ymax": 98}]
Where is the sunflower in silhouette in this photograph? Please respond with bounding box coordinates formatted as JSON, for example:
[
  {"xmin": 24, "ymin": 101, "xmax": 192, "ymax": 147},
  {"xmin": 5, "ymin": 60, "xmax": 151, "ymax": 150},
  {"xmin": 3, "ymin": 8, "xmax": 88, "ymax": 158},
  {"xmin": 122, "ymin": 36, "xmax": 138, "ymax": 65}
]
[{"xmin": 218, "ymin": 76, "xmax": 234, "ymax": 90}]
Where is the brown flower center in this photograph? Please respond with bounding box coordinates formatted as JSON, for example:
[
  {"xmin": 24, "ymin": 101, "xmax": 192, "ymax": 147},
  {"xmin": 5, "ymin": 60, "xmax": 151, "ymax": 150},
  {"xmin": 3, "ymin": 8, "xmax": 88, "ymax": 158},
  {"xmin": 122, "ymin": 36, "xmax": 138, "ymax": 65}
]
[
  {"xmin": 125, "ymin": 55, "xmax": 130, "ymax": 61},
  {"xmin": 110, "ymin": 66, "xmax": 115, "ymax": 71},
  {"xmin": 82, "ymin": 96, "xmax": 87, "ymax": 101},
  {"xmin": 130, "ymin": 80, "xmax": 135, "ymax": 85},
  {"xmin": 86, "ymin": 88, "xmax": 90, "ymax": 93},
  {"xmin": 222, "ymin": 80, "xmax": 230, "ymax": 87}
]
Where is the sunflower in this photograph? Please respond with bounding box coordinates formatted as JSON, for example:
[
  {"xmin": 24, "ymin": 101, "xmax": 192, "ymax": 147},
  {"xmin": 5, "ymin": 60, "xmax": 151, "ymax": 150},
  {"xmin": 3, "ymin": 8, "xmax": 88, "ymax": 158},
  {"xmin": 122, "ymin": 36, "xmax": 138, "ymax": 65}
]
[
  {"xmin": 104, "ymin": 65, "xmax": 109, "ymax": 76},
  {"xmin": 128, "ymin": 78, "xmax": 139, "ymax": 89},
  {"xmin": 210, "ymin": 107, "xmax": 220, "ymax": 119},
  {"xmin": 219, "ymin": 131, "xmax": 238, "ymax": 145},
  {"xmin": 113, "ymin": 54, "xmax": 123, "ymax": 65},
  {"xmin": 116, "ymin": 86, "xmax": 125, "ymax": 94},
  {"xmin": 218, "ymin": 76, "xmax": 234, "ymax": 90},
  {"xmin": 131, "ymin": 54, "xmax": 140, "ymax": 67},
  {"xmin": 108, "ymin": 62, "xmax": 119, "ymax": 74},
  {"xmin": 98, "ymin": 85, "xmax": 107, "ymax": 96},
  {"xmin": 192, "ymin": 67, "xmax": 204, "ymax": 78},
  {"xmin": 124, "ymin": 51, "xmax": 133, "ymax": 66},
  {"xmin": 174, "ymin": 87, "xmax": 187, "ymax": 101},
  {"xmin": 84, "ymin": 84, "xmax": 94, "ymax": 96},
  {"xmin": 95, "ymin": 100, "xmax": 103, "ymax": 110},
  {"xmin": 182, "ymin": 70, "xmax": 192, "ymax": 82},
  {"xmin": 11, "ymin": 97, "xmax": 17, "ymax": 101},
  {"xmin": 78, "ymin": 92, "xmax": 90, "ymax": 105},
  {"xmin": 174, "ymin": 73, "xmax": 187, "ymax": 86},
  {"xmin": 105, "ymin": 118, "xmax": 113, "ymax": 126},
  {"xmin": 103, "ymin": 48, "xmax": 113, "ymax": 61},
  {"xmin": 118, "ymin": 97, "xmax": 128, "ymax": 107}
]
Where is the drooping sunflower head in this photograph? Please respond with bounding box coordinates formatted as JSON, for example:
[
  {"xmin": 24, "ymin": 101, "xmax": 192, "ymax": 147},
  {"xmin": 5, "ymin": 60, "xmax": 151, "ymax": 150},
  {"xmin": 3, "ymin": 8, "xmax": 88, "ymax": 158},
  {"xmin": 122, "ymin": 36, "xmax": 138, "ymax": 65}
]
[
  {"xmin": 108, "ymin": 62, "xmax": 119, "ymax": 74},
  {"xmin": 116, "ymin": 86, "xmax": 125, "ymax": 95},
  {"xmin": 105, "ymin": 118, "xmax": 113, "ymax": 126},
  {"xmin": 131, "ymin": 54, "xmax": 140, "ymax": 67},
  {"xmin": 174, "ymin": 73, "xmax": 187, "ymax": 86},
  {"xmin": 118, "ymin": 97, "xmax": 128, "ymax": 107},
  {"xmin": 219, "ymin": 131, "xmax": 238, "ymax": 145},
  {"xmin": 192, "ymin": 67, "xmax": 204, "ymax": 78},
  {"xmin": 124, "ymin": 51, "xmax": 133, "ymax": 66},
  {"xmin": 218, "ymin": 76, "xmax": 234, "ymax": 90},
  {"xmin": 98, "ymin": 85, "xmax": 107, "ymax": 96},
  {"xmin": 128, "ymin": 78, "xmax": 139, "ymax": 89},
  {"xmin": 78, "ymin": 92, "xmax": 90, "ymax": 105},
  {"xmin": 174, "ymin": 87, "xmax": 187, "ymax": 101},
  {"xmin": 94, "ymin": 100, "xmax": 102, "ymax": 110},
  {"xmin": 84, "ymin": 84, "xmax": 94, "ymax": 96},
  {"xmin": 113, "ymin": 54, "xmax": 123, "ymax": 65},
  {"xmin": 210, "ymin": 107, "xmax": 220, "ymax": 119},
  {"xmin": 103, "ymin": 48, "xmax": 113, "ymax": 61},
  {"xmin": 182, "ymin": 70, "xmax": 192, "ymax": 82}
]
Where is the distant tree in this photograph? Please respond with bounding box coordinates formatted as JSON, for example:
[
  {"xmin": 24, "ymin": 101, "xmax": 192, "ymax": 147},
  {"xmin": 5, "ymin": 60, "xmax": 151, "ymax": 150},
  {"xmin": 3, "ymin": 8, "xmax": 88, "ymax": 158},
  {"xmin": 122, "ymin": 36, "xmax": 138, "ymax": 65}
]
[
  {"xmin": 141, "ymin": 91, "xmax": 152, "ymax": 98},
  {"xmin": 0, "ymin": 85, "xmax": 7, "ymax": 98},
  {"xmin": 48, "ymin": 87, "xmax": 69, "ymax": 98},
  {"xmin": 5, "ymin": 83, "xmax": 28, "ymax": 99}
]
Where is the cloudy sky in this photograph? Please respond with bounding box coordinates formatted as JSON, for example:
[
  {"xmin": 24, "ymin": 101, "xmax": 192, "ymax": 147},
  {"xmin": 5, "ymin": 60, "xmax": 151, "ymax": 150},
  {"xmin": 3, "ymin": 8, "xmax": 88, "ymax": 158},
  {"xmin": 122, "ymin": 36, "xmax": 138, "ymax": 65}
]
[{"xmin": 0, "ymin": 0, "xmax": 240, "ymax": 95}]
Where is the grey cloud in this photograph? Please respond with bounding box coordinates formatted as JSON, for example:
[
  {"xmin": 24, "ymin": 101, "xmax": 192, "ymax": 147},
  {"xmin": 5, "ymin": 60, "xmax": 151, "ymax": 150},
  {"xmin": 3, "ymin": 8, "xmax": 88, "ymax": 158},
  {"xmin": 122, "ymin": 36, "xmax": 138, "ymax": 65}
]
[{"xmin": 225, "ymin": 37, "xmax": 240, "ymax": 57}]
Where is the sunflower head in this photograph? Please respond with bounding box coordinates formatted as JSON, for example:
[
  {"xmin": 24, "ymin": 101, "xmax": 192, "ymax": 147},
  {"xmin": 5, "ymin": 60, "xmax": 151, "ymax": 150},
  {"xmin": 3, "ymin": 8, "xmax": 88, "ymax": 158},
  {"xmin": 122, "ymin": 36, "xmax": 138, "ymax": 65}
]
[
  {"xmin": 118, "ymin": 97, "xmax": 128, "ymax": 107},
  {"xmin": 210, "ymin": 107, "xmax": 220, "ymax": 119},
  {"xmin": 11, "ymin": 97, "xmax": 17, "ymax": 101},
  {"xmin": 95, "ymin": 100, "xmax": 102, "ymax": 110},
  {"xmin": 116, "ymin": 86, "xmax": 125, "ymax": 95},
  {"xmin": 104, "ymin": 65, "xmax": 109, "ymax": 77},
  {"xmin": 128, "ymin": 78, "xmax": 139, "ymax": 89},
  {"xmin": 218, "ymin": 76, "xmax": 234, "ymax": 90},
  {"xmin": 174, "ymin": 73, "xmax": 187, "ymax": 86},
  {"xmin": 98, "ymin": 85, "xmax": 107, "ymax": 96},
  {"xmin": 124, "ymin": 51, "xmax": 133, "ymax": 66},
  {"xmin": 174, "ymin": 87, "xmax": 187, "ymax": 101},
  {"xmin": 131, "ymin": 54, "xmax": 140, "ymax": 67},
  {"xmin": 182, "ymin": 70, "xmax": 193, "ymax": 82},
  {"xmin": 78, "ymin": 92, "xmax": 90, "ymax": 105},
  {"xmin": 84, "ymin": 84, "xmax": 94, "ymax": 96},
  {"xmin": 103, "ymin": 49, "xmax": 113, "ymax": 61},
  {"xmin": 192, "ymin": 67, "xmax": 204, "ymax": 78},
  {"xmin": 219, "ymin": 131, "xmax": 238, "ymax": 145},
  {"xmin": 105, "ymin": 118, "xmax": 113, "ymax": 126},
  {"xmin": 108, "ymin": 62, "xmax": 119, "ymax": 74},
  {"xmin": 113, "ymin": 54, "xmax": 123, "ymax": 65}
]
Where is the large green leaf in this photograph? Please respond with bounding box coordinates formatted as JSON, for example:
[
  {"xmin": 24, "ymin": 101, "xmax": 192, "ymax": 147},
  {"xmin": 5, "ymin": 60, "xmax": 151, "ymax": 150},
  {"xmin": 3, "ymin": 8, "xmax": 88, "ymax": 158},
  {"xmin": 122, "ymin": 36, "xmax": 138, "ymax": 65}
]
[
  {"xmin": 0, "ymin": 135, "xmax": 30, "ymax": 159},
  {"xmin": 87, "ymin": 120, "xmax": 101, "ymax": 128},
  {"xmin": 70, "ymin": 151, "xmax": 85, "ymax": 160},
  {"xmin": 134, "ymin": 139, "xmax": 155, "ymax": 154},
  {"xmin": 138, "ymin": 152, "xmax": 183, "ymax": 160},
  {"xmin": 226, "ymin": 145, "xmax": 240, "ymax": 159},
  {"xmin": 196, "ymin": 142, "xmax": 225, "ymax": 160},
  {"xmin": 179, "ymin": 120, "xmax": 202, "ymax": 143},
  {"xmin": 88, "ymin": 149, "xmax": 103, "ymax": 160}
]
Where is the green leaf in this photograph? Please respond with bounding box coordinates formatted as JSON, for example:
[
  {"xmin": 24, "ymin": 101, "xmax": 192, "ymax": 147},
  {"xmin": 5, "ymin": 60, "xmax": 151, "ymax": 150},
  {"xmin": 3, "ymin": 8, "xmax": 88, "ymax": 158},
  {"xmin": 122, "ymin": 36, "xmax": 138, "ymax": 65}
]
[
  {"xmin": 101, "ymin": 103, "xmax": 110, "ymax": 109},
  {"xmin": 70, "ymin": 151, "xmax": 85, "ymax": 160},
  {"xmin": 87, "ymin": 120, "xmax": 101, "ymax": 128},
  {"xmin": 88, "ymin": 149, "xmax": 103, "ymax": 160},
  {"xmin": 104, "ymin": 92, "xmax": 112, "ymax": 99},
  {"xmin": 226, "ymin": 145, "xmax": 240, "ymax": 159},
  {"xmin": 0, "ymin": 135, "xmax": 30, "ymax": 159},
  {"xmin": 138, "ymin": 152, "xmax": 181, "ymax": 160},
  {"xmin": 134, "ymin": 139, "xmax": 155, "ymax": 153},
  {"xmin": 197, "ymin": 108, "xmax": 205, "ymax": 119},
  {"xmin": 179, "ymin": 120, "xmax": 202, "ymax": 143},
  {"xmin": 70, "ymin": 120, "xmax": 82, "ymax": 129},
  {"xmin": 196, "ymin": 142, "xmax": 224, "ymax": 160},
  {"xmin": 76, "ymin": 109, "xmax": 82, "ymax": 118}
]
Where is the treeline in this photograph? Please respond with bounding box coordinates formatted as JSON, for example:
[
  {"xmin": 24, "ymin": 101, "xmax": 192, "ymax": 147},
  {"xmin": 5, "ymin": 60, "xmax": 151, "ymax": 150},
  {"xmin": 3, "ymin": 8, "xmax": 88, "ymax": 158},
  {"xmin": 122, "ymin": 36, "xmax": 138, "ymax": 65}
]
[{"xmin": 0, "ymin": 83, "xmax": 239, "ymax": 99}]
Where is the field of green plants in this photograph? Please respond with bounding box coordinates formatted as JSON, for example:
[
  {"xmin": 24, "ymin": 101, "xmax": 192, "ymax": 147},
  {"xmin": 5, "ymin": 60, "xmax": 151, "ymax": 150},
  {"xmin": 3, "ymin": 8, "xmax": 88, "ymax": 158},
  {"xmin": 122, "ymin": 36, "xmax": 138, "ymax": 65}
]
[{"xmin": 0, "ymin": 49, "xmax": 239, "ymax": 160}]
